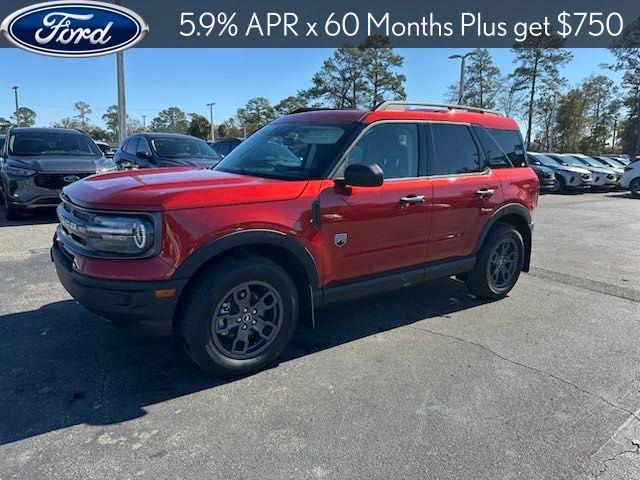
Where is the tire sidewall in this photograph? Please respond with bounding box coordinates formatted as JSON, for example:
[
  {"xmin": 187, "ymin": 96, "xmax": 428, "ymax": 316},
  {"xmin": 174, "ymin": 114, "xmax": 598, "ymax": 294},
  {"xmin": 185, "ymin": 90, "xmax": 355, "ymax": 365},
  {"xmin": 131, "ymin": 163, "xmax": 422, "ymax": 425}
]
[
  {"xmin": 184, "ymin": 259, "xmax": 298, "ymax": 375},
  {"xmin": 630, "ymin": 178, "xmax": 640, "ymax": 197},
  {"xmin": 483, "ymin": 227, "xmax": 524, "ymax": 296}
]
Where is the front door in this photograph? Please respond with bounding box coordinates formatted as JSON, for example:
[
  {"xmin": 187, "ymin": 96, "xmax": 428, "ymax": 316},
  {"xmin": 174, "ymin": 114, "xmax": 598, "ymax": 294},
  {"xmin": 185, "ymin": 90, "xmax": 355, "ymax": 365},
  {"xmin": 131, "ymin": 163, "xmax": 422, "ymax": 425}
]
[{"xmin": 318, "ymin": 122, "xmax": 432, "ymax": 285}]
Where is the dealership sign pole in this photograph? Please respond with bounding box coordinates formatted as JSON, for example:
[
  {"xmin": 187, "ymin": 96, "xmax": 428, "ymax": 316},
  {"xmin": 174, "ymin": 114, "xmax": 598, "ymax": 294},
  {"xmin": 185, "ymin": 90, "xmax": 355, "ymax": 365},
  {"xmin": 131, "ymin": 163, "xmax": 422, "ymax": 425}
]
[{"xmin": 116, "ymin": 0, "xmax": 127, "ymax": 144}]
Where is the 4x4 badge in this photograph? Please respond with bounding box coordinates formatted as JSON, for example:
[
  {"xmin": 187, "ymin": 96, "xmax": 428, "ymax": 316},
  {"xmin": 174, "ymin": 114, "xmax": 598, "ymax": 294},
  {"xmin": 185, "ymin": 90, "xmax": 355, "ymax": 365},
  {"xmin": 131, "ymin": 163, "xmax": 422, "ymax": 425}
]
[{"xmin": 335, "ymin": 233, "xmax": 347, "ymax": 247}]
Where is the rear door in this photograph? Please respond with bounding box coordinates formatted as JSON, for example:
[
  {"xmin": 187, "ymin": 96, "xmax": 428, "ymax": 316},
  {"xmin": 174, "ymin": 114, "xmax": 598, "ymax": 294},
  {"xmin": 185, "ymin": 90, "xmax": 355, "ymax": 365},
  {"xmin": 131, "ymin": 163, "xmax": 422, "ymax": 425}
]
[
  {"xmin": 426, "ymin": 122, "xmax": 503, "ymax": 262},
  {"xmin": 318, "ymin": 122, "xmax": 432, "ymax": 285}
]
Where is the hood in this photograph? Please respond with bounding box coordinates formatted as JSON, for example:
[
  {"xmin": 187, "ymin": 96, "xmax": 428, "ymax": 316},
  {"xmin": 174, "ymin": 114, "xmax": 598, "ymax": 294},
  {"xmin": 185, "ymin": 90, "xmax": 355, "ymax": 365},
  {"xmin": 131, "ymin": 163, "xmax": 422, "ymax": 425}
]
[
  {"xmin": 555, "ymin": 164, "xmax": 591, "ymax": 175},
  {"xmin": 581, "ymin": 165, "xmax": 616, "ymax": 175},
  {"xmin": 529, "ymin": 164, "xmax": 555, "ymax": 176},
  {"xmin": 63, "ymin": 167, "xmax": 309, "ymax": 211},
  {"xmin": 8, "ymin": 155, "xmax": 102, "ymax": 174}
]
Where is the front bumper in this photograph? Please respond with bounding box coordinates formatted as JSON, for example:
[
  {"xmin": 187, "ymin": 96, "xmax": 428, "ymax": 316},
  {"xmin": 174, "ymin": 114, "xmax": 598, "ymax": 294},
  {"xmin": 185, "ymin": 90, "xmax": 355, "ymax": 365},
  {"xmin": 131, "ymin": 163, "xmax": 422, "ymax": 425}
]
[{"xmin": 51, "ymin": 241, "xmax": 187, "ymax": 336}]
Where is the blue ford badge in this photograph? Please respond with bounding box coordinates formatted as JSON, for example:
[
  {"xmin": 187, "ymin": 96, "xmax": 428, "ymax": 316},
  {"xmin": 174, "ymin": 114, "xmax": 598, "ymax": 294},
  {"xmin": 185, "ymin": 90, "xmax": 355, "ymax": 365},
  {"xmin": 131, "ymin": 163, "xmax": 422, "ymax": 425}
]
[{"xmin": 1, "ymin": 1, "xmax": 148, "ymax": 57}]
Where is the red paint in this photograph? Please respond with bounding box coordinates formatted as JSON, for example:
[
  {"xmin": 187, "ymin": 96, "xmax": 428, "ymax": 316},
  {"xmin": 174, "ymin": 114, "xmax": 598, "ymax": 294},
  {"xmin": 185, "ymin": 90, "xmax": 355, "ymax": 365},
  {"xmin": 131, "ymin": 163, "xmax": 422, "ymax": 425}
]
[{"xmin": 61, "ymin": 108, "xmax": 536, "ymax": 286}]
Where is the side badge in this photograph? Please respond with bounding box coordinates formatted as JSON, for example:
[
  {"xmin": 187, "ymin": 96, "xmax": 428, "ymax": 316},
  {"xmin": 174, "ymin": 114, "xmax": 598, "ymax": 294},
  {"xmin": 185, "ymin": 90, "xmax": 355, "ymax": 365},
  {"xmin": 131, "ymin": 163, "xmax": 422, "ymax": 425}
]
[{"xmin": 335, "ymin": 233, "xmax": 347, "ymax": 247}]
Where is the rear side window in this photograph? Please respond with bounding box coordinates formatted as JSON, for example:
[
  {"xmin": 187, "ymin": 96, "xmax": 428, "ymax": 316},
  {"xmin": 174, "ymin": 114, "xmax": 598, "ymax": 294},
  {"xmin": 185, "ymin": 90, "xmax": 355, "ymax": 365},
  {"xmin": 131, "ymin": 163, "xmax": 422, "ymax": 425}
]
[
  {"xmin": 429, "ymin": 124, "xmax": 481, "ymax": 175},
  {"xmin": 123, "ymin": 137, "xmax": 139, "ymax": 154},
  {"xmin": 346, "ymin": 123, "xmax": 419, "ymax": 179},
  {"xmin": 489, "ymin": 129, "xmax": 526, "ymax": 167},
  {"xmin": 474, "ymin": 126, "xmax": 512, "ymax": 168}
]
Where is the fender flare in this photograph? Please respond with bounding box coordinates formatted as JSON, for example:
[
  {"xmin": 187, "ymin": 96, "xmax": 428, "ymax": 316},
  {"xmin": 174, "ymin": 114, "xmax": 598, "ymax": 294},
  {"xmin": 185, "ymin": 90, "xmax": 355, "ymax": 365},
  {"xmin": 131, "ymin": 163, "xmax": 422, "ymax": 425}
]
[
  {"xmin": 473, "ymin": 203, "xmax": 533, "ymax": 270},
  {"xmin": 172, "ymin": 229, "xmax": 319, "ymax": 288}
]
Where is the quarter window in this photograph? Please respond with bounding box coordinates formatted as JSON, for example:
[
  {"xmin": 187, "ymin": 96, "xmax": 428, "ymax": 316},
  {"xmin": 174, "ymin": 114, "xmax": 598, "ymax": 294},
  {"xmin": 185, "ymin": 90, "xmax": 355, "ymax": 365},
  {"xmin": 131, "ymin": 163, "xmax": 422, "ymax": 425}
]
[
  {"xmin": 346, "ymin": 123, "xmax": 419, "ymax": 179},
  {"xmin": 430, "ymin": 124, "xmax": 481, "ymax": 175},
  {"xmin": 123, "ymin": 137, "xmax": 139, "ymax": 155}
]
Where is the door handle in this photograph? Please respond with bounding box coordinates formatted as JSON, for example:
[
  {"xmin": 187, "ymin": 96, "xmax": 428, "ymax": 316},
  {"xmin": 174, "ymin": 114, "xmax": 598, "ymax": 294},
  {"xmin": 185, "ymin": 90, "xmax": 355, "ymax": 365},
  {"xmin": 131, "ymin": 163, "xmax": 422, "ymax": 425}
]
[
  {"xmin": 400, "ymin": 194, "xmax": 426, "ymax": 204},
  {"xmin": 475, "ymin": 188, "xmax": 495, "ymax": 198}
]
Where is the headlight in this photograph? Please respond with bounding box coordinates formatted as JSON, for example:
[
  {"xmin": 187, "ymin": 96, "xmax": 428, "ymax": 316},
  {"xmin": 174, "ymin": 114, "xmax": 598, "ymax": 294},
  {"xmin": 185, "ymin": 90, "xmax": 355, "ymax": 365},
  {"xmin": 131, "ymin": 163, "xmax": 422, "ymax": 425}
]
[
  {"xmin": 95, "ymin": 158, "xmax": 118, "ymax": 174},
  {"xmin": 5, "ymin": 165, "xmax": 36, "ymax": 176},
  {"xmin": 85, "ymin": 215, "xmax": 155, "ymax": 254},
  {"xmin": 58, "ymin": 202, "xmax": 159, "ymax": 257}
]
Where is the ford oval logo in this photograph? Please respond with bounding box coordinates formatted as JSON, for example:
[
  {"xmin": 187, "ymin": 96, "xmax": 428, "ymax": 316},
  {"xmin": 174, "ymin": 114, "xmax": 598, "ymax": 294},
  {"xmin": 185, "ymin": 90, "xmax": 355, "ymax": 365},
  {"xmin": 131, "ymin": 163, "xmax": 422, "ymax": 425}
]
[{"xmin": 1, "ymin": 1, "xmax": 148, "ymax": 57}]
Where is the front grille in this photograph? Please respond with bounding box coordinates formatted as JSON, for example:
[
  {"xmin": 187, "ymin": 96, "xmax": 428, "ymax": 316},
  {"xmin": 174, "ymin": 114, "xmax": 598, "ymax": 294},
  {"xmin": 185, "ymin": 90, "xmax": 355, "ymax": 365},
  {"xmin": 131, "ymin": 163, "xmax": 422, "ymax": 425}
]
[
  {"xmin": 543, "ymin": 172, "xmax": 553, "ymax": 178},
  {"xmin": 34, "ymin": 172, "xmax": 92, "ymax": 190}
]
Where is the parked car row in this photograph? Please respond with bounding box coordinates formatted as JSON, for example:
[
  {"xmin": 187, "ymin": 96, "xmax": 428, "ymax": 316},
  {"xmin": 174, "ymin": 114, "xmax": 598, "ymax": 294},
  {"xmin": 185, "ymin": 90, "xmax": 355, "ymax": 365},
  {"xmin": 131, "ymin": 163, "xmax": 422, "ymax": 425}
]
[{"xmin": 527, "ymin": 152, "xmax": 633, "ymax": 194}]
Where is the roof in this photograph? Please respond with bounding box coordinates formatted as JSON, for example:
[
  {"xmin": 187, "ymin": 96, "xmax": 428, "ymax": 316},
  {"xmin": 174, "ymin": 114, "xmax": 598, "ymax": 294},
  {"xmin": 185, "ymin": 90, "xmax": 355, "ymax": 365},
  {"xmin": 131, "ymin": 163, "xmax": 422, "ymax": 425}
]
[
  {"xmin": 11, "ymin": 127, "xmax": 84, "ymax": 134},
  {"xmin": 138, "ymin": 132, "xmax": 201, "ymax": 139},
  {"xmin": 274, "ymin": 104, "xmax": 519, "ymax": 131}
]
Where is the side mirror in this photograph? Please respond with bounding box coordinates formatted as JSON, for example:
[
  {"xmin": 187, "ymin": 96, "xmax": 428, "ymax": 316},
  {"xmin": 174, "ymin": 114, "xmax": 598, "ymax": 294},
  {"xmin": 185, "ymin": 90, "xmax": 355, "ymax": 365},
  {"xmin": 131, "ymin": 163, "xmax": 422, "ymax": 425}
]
[
  {"xmin": 343, "ymin": 163, "xmax": 384, "ymax": 187},
  {"xmin": 136, "ymin": 150, "xmax": 151, "ymax": 159}
]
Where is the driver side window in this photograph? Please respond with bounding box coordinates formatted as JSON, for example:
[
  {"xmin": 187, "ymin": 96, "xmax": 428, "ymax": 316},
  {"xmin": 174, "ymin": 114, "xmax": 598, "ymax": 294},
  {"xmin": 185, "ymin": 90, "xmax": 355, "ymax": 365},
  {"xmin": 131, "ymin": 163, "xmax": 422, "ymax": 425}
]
[{"xmin": 346, "ymin": 123, "xmax": 419, "ymax": 179}]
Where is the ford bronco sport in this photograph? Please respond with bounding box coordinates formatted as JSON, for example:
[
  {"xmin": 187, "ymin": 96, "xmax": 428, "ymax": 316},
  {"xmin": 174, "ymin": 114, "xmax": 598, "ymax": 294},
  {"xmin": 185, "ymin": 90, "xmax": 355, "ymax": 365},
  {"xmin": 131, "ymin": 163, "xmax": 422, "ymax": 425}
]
[{"xmin": 51, "ymin": 101, "xmax": 538, "ymax": 376}]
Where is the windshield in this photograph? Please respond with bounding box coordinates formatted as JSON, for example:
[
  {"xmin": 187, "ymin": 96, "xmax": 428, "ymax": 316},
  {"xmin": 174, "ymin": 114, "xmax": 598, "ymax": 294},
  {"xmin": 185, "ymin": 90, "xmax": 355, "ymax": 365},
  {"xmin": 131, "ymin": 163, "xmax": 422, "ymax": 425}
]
[
  {"xmin": 151, "ymin": 137, "xmax": 220, "ymax": 160},
  {"xmin": 530, "ymin": 153, "xmax": 561, "ymax": 167},
  {"xmin": 9, "ymin": 131, "xmax": 102, "ymax": 157},
  {"xmin": 551, "ymin": 155, "xmax": 583, "ymax": 167},
  {"xmin": 598, "ymin": 157, "xmax": 623, "ymax": 167},
  {"xmin": 0, "ymin": 136, "xmax": 4, "ymax": 151},
  {"xmin": 216, "ymin": 123, "xmax": 357, "ymax": 180},
  {"xmin": 573, "ymin": 156, "xmax": 602, "ymax": 168}
]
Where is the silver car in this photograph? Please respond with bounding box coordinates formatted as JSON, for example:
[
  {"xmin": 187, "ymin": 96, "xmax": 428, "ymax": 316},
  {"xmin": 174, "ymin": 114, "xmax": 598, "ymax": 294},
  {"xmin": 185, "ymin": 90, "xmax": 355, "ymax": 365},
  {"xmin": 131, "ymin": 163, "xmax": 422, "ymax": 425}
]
[{"xmin": 0, "ymin": 127, "xmax": 116, "ymax": 219}]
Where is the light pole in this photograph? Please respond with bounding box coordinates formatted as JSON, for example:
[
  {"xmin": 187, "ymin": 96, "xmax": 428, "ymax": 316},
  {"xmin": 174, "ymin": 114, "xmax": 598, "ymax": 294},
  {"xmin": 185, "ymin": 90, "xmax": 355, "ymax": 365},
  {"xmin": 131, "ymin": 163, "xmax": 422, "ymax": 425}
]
[
  {"xmin": 142, "ymin": 115, "xmax": 146, "ymax": 129},
  {"xmin": 12, "ymin": 86, "xmax": 19, "ymax": 126},
  {"xmin": 448, "ymin": 52, "xmax": 476, "ymax": 105},
  {"xmin": 207, "ymin": 102, "xmax": 215, "ymax": 141},
  {"xmin": 115, "ymin": 0, "xmax": 127, "ymax": 143}
]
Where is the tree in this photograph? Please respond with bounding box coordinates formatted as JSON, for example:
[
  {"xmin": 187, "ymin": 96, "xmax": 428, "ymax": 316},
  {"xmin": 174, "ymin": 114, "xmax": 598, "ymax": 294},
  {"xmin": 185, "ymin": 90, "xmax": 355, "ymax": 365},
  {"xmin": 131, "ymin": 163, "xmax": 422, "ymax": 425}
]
[
  {"xmin": 496, "ymin": 75, "xmax": 527, "ymax": 118},
  {"xmin": 306, "ymin": 45, "xmax": 368, "ymax": 108},
  {"xmin": 217, "ymin": 118, "xmax": 243, "ymax": 138},
  {"xmin": 358, "ymin": 36, "xmax": 406, "ymax": 108},
  {"xmin": 150, "ymin": 107, "xmax": 188, "ymax": 133},
  {"xmin": 102, "ymin": 105, "xmax": 119, "ymax": 138},
  {"xmin": 274, "ymin": 93, "xmax": 308, "ymax": 116},
  {"xmin": 306, "ymin": 39, "xmax": 406, "ymax": 109},
  {"xmin": 14, "ymin": 107, "xmax": 36, "ymax": 127},
  {"xmin": 554, "ymin": 89, "xmax": 587, "ymax": 152},
  {"xmin": 187, "ymin": 113, "xmax": 211, "ymax": 139},
  {"xmin": 511, "ymin": 35, "xmax": 572, "ymax": 148},
  {"xmin": 0, "ymin": 117, "xmax": 12, "ymax": 131},
  {"xmin": 608, "ymin": 26, "xmax": 640, "ymax": 156},
  {"xmin": 580, "ymin": 75, "xmax": 620, "ymax": 154},
  {"xmin": 52, "ymin": 117, "xmax": 81, "ymax": 129},
  {"xmin": 86, "ymin": 126, "xmax": 110, "ymax": 142},
  {"xmin": 236, "ymin": 97, "xmax": 275, "ymax": 132},
  {"xmin": 73, "ymin": 101, "xmax": 92, "ymax": 129},
  {"xmin": 446, "ymin": 49, "xmax": 501, "ymax": 109}
]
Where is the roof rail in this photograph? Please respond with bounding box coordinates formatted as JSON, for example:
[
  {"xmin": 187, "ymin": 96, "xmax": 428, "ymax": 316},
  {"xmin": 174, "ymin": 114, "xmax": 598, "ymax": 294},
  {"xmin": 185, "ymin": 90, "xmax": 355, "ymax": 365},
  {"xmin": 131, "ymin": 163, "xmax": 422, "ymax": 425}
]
[
  {"xmin": 287, "ymin": 107, "xmax": 341, "ymax": 115},
  {"xmin": 373, "ymin": 101, "xmax": 505, "ymax": 117}
]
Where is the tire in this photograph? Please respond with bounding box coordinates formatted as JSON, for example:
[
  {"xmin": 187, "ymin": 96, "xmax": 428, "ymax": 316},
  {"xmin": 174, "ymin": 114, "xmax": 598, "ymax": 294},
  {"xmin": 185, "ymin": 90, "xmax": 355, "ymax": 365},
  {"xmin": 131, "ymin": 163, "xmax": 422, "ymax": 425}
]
[
  {"xmin": 556, "ymin": 175, "xmax": 567, "ymax": 193},
  {"xmin": 3, "ymin": 190, "xmax": 21, "ymax": 221},
  {"xmin": 179, "ymin": 256, "xmax": 299, "ymax": 376},
  {"xmin": 465, "ymin": 223, "xmax": 524, "ymax": 300},
  {"xmin": 630, "ymin": 178, "xmax": 640, "ymax": 198}
]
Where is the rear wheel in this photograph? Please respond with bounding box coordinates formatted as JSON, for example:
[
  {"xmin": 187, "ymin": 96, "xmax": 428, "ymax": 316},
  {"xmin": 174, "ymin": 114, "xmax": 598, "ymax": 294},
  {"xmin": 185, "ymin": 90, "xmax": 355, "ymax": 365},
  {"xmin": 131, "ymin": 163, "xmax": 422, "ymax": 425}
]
[
  {"xmin": 179, "ymin": 256, "xmax": 299, "ymax": 376},
  {"xmin": 630, "ymin": 178, "xmax": 640, "ymax": 198},
  {"xmin": 465, "ymin": 224, "xmax": 524, "ymax": 300}
]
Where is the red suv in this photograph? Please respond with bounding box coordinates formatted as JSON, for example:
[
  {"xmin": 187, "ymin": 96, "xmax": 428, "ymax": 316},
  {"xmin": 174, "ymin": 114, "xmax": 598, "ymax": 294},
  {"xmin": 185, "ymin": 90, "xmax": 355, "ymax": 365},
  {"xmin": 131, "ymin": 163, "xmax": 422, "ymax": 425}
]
[{"xmin": 51, "ymin": 102, "xmax": 538, "ymax": 375}]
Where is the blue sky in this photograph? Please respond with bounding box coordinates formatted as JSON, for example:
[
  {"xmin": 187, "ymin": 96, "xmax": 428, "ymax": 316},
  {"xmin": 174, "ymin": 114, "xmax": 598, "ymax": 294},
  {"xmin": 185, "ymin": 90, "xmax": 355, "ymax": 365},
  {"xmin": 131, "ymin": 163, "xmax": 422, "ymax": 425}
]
[{"xmin": 0, "ymin": 48, "xmax": 622, "ymax": 130}]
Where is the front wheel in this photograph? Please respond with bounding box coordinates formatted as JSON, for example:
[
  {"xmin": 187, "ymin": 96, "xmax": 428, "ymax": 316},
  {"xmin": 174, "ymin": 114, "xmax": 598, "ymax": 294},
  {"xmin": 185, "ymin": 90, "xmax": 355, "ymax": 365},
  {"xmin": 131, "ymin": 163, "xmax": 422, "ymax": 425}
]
[
  {"xmin": 179, "ymin": 256, "xmax": 299, "ymax": 376},
  {"xmin": 3, "ymin": 190, "xmax": 22, "ymax": 221},
  {"xmin": 465, "ymin": 224, "xmax": 524, "ymax": 300},
  {"xmin": 630, "ymin": 178, "xmax": 640, "ymax": 198}
]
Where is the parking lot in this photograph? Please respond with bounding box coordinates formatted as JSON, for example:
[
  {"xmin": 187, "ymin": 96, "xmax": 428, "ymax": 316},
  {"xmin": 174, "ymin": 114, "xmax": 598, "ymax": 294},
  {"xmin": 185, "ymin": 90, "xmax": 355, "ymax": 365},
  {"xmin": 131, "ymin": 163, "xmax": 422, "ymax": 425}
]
[{"xmin": 0, "ymin": 191, "xmax": 639, "ymax": 480}]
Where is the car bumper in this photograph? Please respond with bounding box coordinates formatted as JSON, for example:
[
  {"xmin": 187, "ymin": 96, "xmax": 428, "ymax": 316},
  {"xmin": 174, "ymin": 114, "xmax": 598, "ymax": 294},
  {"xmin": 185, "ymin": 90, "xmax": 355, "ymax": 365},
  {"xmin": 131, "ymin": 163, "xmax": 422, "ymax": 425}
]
[
  {"xmin": 539, "ymin": 177, "xmax": 558, "ymax": 191},
  {"xmin": 51, "ymin": 241, "xmax": 187, "ymax": 336}
]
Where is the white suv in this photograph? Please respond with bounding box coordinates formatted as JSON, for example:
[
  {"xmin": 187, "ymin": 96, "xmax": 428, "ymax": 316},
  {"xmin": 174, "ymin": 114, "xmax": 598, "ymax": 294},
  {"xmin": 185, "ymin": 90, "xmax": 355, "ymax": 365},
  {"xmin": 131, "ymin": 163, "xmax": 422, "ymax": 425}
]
[{"xmin": 620, "ymin": 160, "xmax": 640, "ymax": 197}]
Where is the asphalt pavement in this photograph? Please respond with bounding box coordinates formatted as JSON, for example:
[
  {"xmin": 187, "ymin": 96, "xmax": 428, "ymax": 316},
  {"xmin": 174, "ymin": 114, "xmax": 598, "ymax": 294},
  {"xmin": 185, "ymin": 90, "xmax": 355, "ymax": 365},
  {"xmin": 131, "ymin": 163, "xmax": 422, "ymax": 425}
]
[{"xmin": 0, "ymin": 191, "xmax": 639, "ymax": 479}]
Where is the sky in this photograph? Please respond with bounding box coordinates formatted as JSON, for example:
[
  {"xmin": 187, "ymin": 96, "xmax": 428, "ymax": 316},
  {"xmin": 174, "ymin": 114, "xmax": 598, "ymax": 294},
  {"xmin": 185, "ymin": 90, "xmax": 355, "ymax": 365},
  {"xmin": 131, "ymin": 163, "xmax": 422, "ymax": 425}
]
[{"xmin": 0, "ymin": 48, "xmax": 623, "ymax": 131}]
